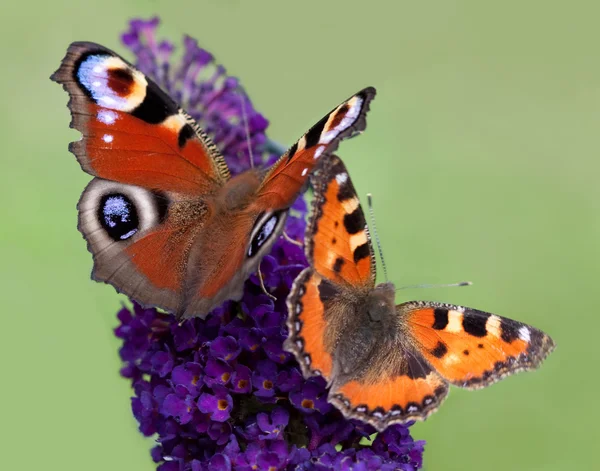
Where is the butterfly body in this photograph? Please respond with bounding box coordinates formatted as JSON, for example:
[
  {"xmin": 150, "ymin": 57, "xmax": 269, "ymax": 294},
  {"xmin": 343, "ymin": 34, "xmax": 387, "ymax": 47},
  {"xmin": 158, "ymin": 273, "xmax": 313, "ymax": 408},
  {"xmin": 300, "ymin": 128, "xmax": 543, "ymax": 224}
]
[
  {"xmin": 285, "ymin": 156, "xmax": 555, "ymax": 431},
  {"xmin": 53, "ymin": 42, "xmax": 375, "ymax": 319}
]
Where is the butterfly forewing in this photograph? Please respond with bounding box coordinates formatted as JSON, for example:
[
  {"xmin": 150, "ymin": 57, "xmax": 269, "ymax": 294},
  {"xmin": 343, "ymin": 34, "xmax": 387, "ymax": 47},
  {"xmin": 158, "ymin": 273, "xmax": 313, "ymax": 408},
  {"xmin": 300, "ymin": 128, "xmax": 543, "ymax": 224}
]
[
  {"xmin": 305, "ymin": 155, "xmax": 375, "ymax": 286},
  {"xmin": 253, "ymin": 87, "xmax": 376, "ymax": 211},
  {"xmin": 51, "ymin": 41, "xmax": 229, "ymax": 194}
]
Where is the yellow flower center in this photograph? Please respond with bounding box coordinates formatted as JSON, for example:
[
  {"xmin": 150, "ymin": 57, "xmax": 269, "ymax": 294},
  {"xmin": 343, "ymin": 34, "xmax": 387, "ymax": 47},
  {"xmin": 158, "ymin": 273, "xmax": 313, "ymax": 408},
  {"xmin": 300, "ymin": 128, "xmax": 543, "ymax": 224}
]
[{"xmin": 217, "ymin": 399, "xmax": 229, "ymax": 411}]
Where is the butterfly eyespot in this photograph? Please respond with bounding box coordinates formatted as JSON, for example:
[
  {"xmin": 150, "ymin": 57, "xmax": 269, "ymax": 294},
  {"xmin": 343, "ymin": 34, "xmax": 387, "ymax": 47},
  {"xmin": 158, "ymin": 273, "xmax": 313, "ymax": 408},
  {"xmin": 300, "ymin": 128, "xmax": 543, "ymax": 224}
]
[
  {"xmin": 247, "ymin": 210, "xmax": 286, "ymax": 258},
  {"xmin": 76, "ymin": 54, "xmax": 146, "ymax": 113},
  {"xmin": 372, "ymin": 408, "xmax": 384, "ymax": 418},
  {"xmin": 303, "ymin": 355, "xmax": 311, "ymax": 365},
  {"xmin": 423, "ymin": 396, "xmax": 434, "ymax": 405},
  {"xmin": 295, "ymin": 304, "xmax": 302, "ymax": 315},
  {"xmin": 407, "ymin": 405, "xmax": 419, "ymax": 413},
  {"xmin": 389, "ymin": 409, "xmax": 402, "ymax": 417},
  {"xmin": 294, "ymin": 320, "xmax": 302, "ymax": 330},
  {"xmin": 356, "ymin": 406, "xmax": 368, "ymax": 413},
  {"xmin": 98, "ymin": 194, "xmax": 139, "ymax": 241},
  {"xmin": 295, "ymin": 339, "xmax": 304, "ymax": 349}
]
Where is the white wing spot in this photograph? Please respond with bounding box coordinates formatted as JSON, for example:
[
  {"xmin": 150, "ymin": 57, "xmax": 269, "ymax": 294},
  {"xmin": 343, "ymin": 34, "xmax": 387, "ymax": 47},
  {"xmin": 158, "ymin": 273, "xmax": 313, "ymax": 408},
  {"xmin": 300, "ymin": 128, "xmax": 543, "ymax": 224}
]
[
  {"xmin": 335, "ymin": 173, "xmax": 348, "ymax": 185},
  {"xmin": 313, "ymin": 146, "xmax": 325, "ymax": 160},
  {"xmin": 97, "ymin": 110, "xmax": 117, "ymax": 125},
  {"xmin": 301, "ymin": 167, "xmax": 308, "ymax": 176},
  {"xmin": 102, "ymin": 134, "xmax": 114, "ymax": 143},
  {"xmin": 518, "ymin": 326, "xmax": 531, "ymax": 342}
]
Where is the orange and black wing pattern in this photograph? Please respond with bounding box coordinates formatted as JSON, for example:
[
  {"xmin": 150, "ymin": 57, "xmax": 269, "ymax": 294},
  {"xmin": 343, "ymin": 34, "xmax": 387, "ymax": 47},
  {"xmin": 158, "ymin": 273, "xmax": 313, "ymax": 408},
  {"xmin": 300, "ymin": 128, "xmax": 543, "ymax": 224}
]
[
  {"xmin": 329, "ymin": 346, "xmax": 450, "ymax": 430},
  {"xmin": 285, "ymin": 156, "xmax": 375, "ymax": 380},
  {"xmin": 51, "ymin": 42, "xmax": 229, "ymax": 195},
  {"xmin": 304, "ymin": 156, "xmax": 375, "ymax": 287},
  {"xmin": 402, "ymin": 301, "xmax": 556, "ymax": 389},
  {"xmin": 253, "ymin": 88, "xmax": 375, "ymax": 212}
]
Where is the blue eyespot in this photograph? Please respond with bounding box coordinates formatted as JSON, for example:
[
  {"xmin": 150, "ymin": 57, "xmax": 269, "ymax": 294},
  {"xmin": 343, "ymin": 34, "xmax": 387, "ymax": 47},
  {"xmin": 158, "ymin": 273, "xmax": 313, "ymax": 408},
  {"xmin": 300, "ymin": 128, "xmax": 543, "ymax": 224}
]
[{"xmin": 98, "ymin": 194, "xmax": 139, "ymax": 241}]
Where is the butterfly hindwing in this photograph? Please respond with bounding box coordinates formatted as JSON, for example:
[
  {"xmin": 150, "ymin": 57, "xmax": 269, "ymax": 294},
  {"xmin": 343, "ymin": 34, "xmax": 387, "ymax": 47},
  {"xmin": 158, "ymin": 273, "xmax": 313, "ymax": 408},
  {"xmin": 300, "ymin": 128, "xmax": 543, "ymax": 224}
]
[
  {"xmin": 51, "ymin": 41, "xmax": 229, "ymax": 195},
  {"xmin": 78, "ymin": 178, "xmax": 208, "ymax": 312},
  {"xmin": 402, "ymin": 301, "xmax": 556, "ymax": 389},
  {"xmin": 329, "ymin": 354, "xmax": 449, "ymax": 430}
]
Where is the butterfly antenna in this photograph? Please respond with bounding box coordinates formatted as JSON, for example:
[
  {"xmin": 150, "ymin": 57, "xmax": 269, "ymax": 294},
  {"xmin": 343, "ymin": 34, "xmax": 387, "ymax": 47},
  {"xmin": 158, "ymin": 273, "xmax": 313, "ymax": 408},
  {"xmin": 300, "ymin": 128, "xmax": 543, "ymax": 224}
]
[
  {"xmin": 396, "ymin": 281, "xmax": 472, "ymax": 291},
  {"xmin": 238, "ymin": 88, "xmax": 255, "ymax": 169},
  {"xmin": 366, "ymin": 193, "xmax": 388, "ymax": 283}
]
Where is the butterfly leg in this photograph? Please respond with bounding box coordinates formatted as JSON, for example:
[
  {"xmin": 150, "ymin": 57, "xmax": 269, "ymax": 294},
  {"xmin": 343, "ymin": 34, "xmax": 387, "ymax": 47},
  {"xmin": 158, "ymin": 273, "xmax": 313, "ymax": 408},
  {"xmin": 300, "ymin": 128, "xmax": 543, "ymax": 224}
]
[
  {"xmin": 257, "ymin": 263, "xmax": 277, "ymax": 301},
  {"xmin": 282, "ymin": 231, "xmax": 303, "ymax": 248}
]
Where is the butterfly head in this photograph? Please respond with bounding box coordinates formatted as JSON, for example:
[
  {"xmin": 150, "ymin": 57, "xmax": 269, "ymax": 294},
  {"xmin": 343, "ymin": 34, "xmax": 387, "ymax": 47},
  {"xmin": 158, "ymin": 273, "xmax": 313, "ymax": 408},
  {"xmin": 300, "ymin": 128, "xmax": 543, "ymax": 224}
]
[{"xmin": 364, "ymin": 282, "xmax": 396, "ymax": 323}]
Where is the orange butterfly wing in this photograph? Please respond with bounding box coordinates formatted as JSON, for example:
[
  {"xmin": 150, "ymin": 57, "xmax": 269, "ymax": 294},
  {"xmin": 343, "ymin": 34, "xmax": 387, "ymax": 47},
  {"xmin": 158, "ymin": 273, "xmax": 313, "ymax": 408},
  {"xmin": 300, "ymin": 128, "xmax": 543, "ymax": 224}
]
[
  {"xmin": 402, "ymin": 302, "xmax": 556, "ymax": 388},
  {"xmin": 330, "ymin": 363, "xmax": 449, "ymax": 429},
  {"xmin": 254, "ymin": 88, "xmax": 375, "ymax": 211},
  {"xmin": 286, "ymin": 156, "xmax": 376, "ymax": 381},
  {"xmin": 51, "ymin": 42, "xmax": 229, "ymax": 194},
  {"xmin": 305, "ymin": 155, "xmax": 375, "ymax": 286}
]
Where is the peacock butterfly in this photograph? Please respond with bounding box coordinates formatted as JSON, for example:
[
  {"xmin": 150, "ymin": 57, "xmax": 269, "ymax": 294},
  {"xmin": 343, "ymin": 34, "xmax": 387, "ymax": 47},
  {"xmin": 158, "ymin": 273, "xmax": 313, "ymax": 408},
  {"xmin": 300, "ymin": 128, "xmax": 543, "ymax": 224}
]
[{"xmin": 51, "ymin": 42, "xmax": 375, "ymax": 319}]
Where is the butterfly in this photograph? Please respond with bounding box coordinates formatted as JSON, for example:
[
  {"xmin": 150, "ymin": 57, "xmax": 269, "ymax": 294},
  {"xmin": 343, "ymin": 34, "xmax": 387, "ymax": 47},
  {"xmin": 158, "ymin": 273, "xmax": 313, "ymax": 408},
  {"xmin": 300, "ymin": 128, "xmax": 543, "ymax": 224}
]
[
  {"xmin": 284, "ymin": 155, "xmax": 555, "ymax": 431},
  {"xmin": 51, "ymin": 41, "xmax": 375, "ymax": 319}
]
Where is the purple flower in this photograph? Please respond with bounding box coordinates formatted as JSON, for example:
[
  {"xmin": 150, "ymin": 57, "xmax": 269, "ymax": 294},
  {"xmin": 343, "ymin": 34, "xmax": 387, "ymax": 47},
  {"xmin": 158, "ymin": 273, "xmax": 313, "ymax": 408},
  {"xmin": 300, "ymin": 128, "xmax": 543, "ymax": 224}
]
[
  {"xmin": 198, "ymin": 387, "xmax": 233, "ymax": 422},
  {"xmin": 290, "ymin": 377, "xmax": 332, "ymax": 414},
  {"xmin": 114, "ymin": 17, "xmax": 425, "ymax": 471},
  {"xmin": 210, "ymin": 336, "xmax": 241, "ymax": 361},
  {"xmin": 257, "ymin": 407, "xmax": 289, "ymax": 440},
  {"xmin": 171, "ymin": 362, "xmax": 203, "ymax": 395},
  {"xmin": 230, "ymin": 364, "xmax": 252, "ymax": 394},
  {"xmin": 251, "ymin": 359, "xmax": 278, "ymax": 398},
  {"xmin": 161, "ymin": 393, "xmax": 195, "ymax": 424},
  {"xmin": 204, "ymin": 358, "xmax": 233, "ymax": 388}
]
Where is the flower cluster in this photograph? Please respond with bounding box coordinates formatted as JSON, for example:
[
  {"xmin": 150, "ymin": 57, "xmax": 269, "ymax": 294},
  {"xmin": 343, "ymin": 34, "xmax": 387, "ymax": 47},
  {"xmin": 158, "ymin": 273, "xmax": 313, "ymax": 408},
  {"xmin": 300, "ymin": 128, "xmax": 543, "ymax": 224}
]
[{"xmin": 115, "ymin": 18, "xmax": 425, "ymax": 471}]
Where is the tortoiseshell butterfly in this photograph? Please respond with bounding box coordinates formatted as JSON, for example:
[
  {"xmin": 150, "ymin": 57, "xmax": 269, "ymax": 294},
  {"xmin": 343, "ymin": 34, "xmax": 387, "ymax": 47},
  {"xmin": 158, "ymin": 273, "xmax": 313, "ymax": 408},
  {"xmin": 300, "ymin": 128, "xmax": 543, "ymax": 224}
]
[{"xmin": 285, "ymin": 155, "xmax": 555, "ymax": 431}]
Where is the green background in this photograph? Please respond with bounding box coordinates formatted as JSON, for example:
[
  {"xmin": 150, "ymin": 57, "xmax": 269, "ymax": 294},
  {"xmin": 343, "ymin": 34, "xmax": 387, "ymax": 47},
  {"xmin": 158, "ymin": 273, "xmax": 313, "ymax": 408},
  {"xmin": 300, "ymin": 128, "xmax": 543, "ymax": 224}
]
[{"xmin": 1, "ymin": 1, "xmax": 596, "ymax": 469}]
